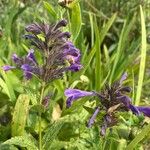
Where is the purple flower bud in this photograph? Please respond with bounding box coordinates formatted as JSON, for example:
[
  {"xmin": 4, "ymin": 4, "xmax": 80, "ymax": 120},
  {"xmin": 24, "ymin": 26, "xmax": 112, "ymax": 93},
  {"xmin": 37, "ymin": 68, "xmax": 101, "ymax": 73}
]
[
  {"xmin": 23, "ymin": 34, "xmax": 35, "ymax": 40},
  {"xmin": 68, "ymin": 64, "xmax": 82, "ymax": 72},
  {"xmin": 2, "ymin": 65, "xmax": 15, "ymax": 71},
  {"xmin": 58, "ymin": 32, "xmax": 71, "ymax": 38},
  {"xmin": 25, "ymin": 23, "xmax": 41, "ymax": 34},
  {"xmin": 27, "ymin": 49, "xmax": 37, "ymax": 64},
  {"xmin": 42, "ymin": 95, "xmax": 51, "ymax": 108},
  {"xmin": 119, "ymin": 87, "xmax": 132, "ymax": 93},
  {"xmin": 53, "ymin": 19, "xmax": 68, "ymax": 30},
  {"xmin": 21, "ymin": 64, "xmax": 33, "ymax": 80},
  {"xmin": 12, "ymin": 54, "xmax": 21, "ymax": 65},
  {"xmin": 87, "ymin": 107, "xmax": 100, "ymax": 128},
  {"xmin": 65, "ymin": 89, "xmax": 95, "ymax": 108}
]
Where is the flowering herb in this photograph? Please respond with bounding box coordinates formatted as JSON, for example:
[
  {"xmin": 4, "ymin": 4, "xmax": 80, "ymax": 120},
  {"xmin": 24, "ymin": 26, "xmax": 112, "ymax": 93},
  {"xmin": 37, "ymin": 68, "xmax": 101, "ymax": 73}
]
[
  {"xmin": 2, "ymin": 19, "xmax": 82, "ymax": 83},
  {"xmin": 2, "ymin": 19, "xmax": 82, "ymax": 149},
  {"xmin": 65, "ymin": 73, "xmax": 150, "ymax": 135}
]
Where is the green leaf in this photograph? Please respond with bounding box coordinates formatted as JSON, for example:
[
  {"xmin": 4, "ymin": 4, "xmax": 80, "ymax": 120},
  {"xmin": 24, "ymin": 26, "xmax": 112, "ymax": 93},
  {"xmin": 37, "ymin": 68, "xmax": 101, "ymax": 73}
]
[
  {"xmin": 109, "ymin": 15, "xmax": 136, "ymax": 84},
  {"xmin": 2, "ymin": 136, "xmax": 38, "ymax": 150},
  {"xmin": 42, "ymin": 121, "xmax": 64, "ymax": 149},
  {"xmin": 94, "ymin": 20, "xmax": 101, "ymax": 91},
  {"xmin": 135, "ymin": 6, "xmax": 147, "ymax": 105},
  {"xmin": 0, "ymin": 71, "xmax": 16, "ymax": 101},
  {"xmin": 11, "ymin": 94, "xmax": 30, "ymax": 136},
  {"xmin": 126, "ymin": 123, "xmax": 150, "ymax": 150},
  {"xmin": 70, "ymin": 3, "xmax": 82, "ymax": 42},
  {"xmin": 43, "ymin": 1, "xmax": 57, "ymax": 19},
  {"xmin": 99, "ymin": 13, "xmax": 117, "ymax": 45}
]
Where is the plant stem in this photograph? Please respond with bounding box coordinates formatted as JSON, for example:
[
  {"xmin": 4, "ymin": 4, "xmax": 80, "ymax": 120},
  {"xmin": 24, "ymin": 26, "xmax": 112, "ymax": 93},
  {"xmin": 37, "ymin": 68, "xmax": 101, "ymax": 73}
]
[{"xmin": 39, "ymin": 82, "xmax": 46, "ymax": 150}]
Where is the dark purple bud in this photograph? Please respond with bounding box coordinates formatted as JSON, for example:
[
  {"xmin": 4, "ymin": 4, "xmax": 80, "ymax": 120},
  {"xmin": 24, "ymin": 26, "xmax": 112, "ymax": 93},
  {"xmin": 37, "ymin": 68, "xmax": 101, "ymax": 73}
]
[
  {"xmin": 136, "ymin": 106, "xmax": 150, "ymax": 117},
  {"xmin": 25, "ymin": 23, "xmax": 41, "ymax": 34},
  {"xmin": 105, "ymin": 115, "xmax": 111, "ymax": 123},
  {"xmin": 87, "ymin": 107, "xmax": 100, "ymax": 128},
  {"xmin": 2, "ymin": 65, "xmax": 15, "ymax": 71},
  {"xmin": 42, "ymin": 95, "xmax": 51, "ymax": 108},
  {"xmin": 68, "ymin": 64, "xmax": 82, "ymax": 72},
  {"xmin": 53, "ymin": 19, "xmax": 68, "ymax": 30},
  {"xmin": 58, "ymin": 32, "xmax": 71, "ymax": 38},
  {"xmin": 65, "ymin": 89, "xmax": 95, "ymax": 108},
  {"xmin": 23, "ymin": 34, "xmax": 35, "ymax": 40},
  {"xmin": 119, "ymin": 87, "xmax": 132, "ymax": 93}
]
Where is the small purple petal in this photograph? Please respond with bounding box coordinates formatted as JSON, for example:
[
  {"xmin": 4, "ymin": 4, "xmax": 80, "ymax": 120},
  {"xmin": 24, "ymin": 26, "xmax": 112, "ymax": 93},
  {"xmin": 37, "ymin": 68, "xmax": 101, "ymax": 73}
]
[
  {"xmin": 12, "ymin": 54, "xmax": 21, "ymax": 65},
  {"xmin": 120, "ymin": 72, "xmax": 128, "ymax": 85},
  {"xmin": 21, "ymin": 64, "xmax": 32, "ymax": 71},
  {"xmin": 21, "ymin": 64, "xmax": 33, "ymax": 80},
  {"xmin": 136, "ymin": 106, "xmax": 150, "ymax": 117},
  {"xmin": 2, "ymin": 65, "xmax": 15, "ymax": 71},
  {"xmin": 65, "ymin": 89, "xmax": 95, "ymax": 108},
  {"xmin": 27, "ymin": 49, "xmax": 37, "ymax": 63},
  {"xmin": 129, "ymin": 104, "xmax": 141, "ymax": 116},
  {"xmin": 87, "ymin": 107, "xmax": 100, "ymax": 128}
]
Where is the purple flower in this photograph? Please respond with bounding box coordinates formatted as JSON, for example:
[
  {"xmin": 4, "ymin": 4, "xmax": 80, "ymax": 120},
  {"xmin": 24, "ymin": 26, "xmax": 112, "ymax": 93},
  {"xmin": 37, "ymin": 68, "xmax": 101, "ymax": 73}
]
[
  {"xmin": 2, "ymin": 65, "xmax": 15, "ymax": 71},
  {"xmin": 3, "ymin": 19, "xmax": 82, "ymax": 82},
  {"xmin": 21, "ymin": 64, "xmax": 33, "ymax": 80},
  {"xmin": 87, "ymin": 107, "xmax": 100, "ymax": 128},
  {"xmin": 27, "ymin": 49, "xmax": 37, "ymax": 64},
  {"xmin": 65, "ymin": 89, "xmax": 95, "ymax": 108},
  {"xmin": 117, "ymin": 95, "xmax": 131, "ymax": 107},
  {"xmin": 134, "ymin": 106, "xmax": 150, "ymax": 117},
  {"xmin": 12, "ymin": 54, "xmax": 21, "ymax": 65}
]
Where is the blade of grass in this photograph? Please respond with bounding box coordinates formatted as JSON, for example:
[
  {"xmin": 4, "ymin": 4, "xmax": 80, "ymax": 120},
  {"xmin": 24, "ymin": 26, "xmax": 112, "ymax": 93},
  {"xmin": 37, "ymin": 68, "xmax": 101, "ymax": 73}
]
[
  {"xmin": 109, "ymin": 14, "xmax": 136, "ymax": 84},
  {"xmin": 94, "ymin": 19, "xmax": 101, "ymax": 91},
  {"xmin": 135, "ymin": 6, "xmax": 147, "ymax": 105}
]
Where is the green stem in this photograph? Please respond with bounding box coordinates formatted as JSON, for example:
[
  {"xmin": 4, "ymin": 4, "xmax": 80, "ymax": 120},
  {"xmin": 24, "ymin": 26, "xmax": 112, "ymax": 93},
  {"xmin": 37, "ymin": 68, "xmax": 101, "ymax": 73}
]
[{"xmin": 39, "ymin": 82, "xmax": 46, "ymax": 150}]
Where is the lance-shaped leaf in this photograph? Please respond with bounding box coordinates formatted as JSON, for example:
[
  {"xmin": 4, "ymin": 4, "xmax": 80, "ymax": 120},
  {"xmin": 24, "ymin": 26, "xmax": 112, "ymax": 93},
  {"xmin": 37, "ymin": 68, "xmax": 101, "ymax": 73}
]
[{"xmin": 11, "ymin": 94, "xmax": 30, "ymax": 136}]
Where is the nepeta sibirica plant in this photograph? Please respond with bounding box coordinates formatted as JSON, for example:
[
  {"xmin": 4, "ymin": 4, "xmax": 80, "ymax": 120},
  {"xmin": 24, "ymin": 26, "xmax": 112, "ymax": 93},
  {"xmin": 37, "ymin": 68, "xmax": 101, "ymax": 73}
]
[
  {"xmin": 2, "ymin": 19, "xmax": 82, "ymax": 149},
  {"xmin": 65, "ymin": 73, "xmax": 150, "ymax": 135}
]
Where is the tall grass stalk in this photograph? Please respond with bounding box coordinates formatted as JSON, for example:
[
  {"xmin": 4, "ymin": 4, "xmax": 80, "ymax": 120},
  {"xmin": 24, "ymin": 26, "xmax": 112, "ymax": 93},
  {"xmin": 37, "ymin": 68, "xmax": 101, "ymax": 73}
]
[
  {"xmin": 135, "ymin": 5, "xmax": 147, "ymax": 105},
  {"xmin": 39, "ymin": 82, "xmax": 46, "ymax": 150}
]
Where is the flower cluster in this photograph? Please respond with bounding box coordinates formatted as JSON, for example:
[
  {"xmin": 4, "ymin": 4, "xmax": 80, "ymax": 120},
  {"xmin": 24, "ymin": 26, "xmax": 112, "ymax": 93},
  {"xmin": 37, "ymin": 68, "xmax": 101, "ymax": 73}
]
[
  {"xmin": 65, "ymin": 73, "xmax": 150, "ymax": 135},
  {"xmin": 2, "ymin": 19, "xmax": 82, "ymax": 82}
]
